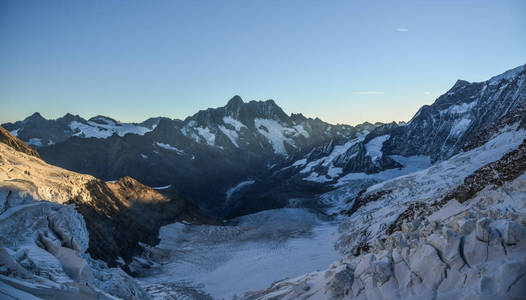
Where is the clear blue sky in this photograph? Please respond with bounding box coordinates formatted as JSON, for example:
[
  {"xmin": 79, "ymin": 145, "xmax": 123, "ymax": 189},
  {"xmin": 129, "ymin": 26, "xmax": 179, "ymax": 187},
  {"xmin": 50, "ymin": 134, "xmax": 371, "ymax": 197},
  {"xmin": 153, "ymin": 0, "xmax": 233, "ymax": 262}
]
[{"xmin": 1, "ymin": 0, "xmax": 525, "ymax": 125}]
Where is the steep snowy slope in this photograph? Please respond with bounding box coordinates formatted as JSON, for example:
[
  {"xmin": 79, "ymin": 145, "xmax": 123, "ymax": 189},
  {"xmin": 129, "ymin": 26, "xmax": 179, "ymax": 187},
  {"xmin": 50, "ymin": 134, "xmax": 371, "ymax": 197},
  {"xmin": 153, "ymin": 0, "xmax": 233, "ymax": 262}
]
[{"xmin": 241, "ymin": 121, "xmax": 526, "ymax": 299}]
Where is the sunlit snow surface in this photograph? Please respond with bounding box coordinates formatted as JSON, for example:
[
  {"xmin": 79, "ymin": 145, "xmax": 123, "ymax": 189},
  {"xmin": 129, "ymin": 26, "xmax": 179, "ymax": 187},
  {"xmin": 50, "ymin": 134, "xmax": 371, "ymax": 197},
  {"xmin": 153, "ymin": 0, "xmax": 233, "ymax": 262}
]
[{"xmin": 137, "ymin": 208, "xmax": 341, "ymax": 299}]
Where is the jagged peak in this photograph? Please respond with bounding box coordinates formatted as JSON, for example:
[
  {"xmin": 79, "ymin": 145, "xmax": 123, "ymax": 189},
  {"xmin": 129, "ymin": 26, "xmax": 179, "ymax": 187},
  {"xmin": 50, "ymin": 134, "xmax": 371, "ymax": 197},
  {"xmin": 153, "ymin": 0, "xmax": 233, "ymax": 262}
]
[
  {"xmin": 226, "ymin": 95, "xmax": 244, "ymax": 107},
  {"xmin": 88, "ymin": 115, "xmax": 119, "ymax": 124},
  {"xmin": 451, "ymin": 79, "xmax": 471, "ymax": 89},
  {"xmin": 24, "ymin": 112, "xmax": 46, "ymax": 122},
  {"xmin": 59, "ymin": 113, "xmax": 84, "ymax": 122},
  {"xmin": 290, "ymin": 113, "xmax": 307, "ymax": 121}
]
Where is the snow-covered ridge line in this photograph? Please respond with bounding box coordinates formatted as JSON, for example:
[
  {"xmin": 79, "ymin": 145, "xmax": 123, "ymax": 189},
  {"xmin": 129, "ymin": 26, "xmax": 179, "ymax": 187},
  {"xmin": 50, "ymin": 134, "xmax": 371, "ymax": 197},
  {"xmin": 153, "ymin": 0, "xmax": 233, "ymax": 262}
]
[{"xmin": 70, "ymin": 119, "xmax": 155, "ymax": 139}]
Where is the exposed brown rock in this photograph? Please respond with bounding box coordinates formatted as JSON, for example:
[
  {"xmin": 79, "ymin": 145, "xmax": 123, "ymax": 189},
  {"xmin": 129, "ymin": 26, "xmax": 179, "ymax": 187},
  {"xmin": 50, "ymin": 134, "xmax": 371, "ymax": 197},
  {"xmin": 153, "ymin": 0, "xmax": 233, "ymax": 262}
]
[
  {"xmin": 69, "ymin": 177, "xmax": 220, "ymax": 267},
  {"xmin": 0, "ymin": 126, "xmax": 41, "ymax": 159},
  {"xmin": 343, "ymin": 189, "xmax": 392, "ymax": 216},
  {"xmin": 444, "ymin": 138, "xmax": 526, "ymax": 204}
]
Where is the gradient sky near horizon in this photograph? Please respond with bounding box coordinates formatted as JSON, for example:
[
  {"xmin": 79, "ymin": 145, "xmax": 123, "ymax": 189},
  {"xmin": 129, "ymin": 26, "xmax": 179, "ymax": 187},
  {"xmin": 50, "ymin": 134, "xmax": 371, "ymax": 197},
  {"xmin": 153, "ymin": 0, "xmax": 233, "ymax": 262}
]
[{"xmin": 1, "ymin": 0, "xmax": 525, "ymax": 125}]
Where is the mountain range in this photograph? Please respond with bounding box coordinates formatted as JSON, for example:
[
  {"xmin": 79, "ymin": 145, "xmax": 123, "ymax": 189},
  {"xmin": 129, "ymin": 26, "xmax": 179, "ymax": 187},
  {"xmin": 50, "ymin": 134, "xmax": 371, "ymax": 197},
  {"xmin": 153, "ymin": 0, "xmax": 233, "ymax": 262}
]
[{"xmin": 3, "ymin": 64, "xmax": 525, "ymax": 218}]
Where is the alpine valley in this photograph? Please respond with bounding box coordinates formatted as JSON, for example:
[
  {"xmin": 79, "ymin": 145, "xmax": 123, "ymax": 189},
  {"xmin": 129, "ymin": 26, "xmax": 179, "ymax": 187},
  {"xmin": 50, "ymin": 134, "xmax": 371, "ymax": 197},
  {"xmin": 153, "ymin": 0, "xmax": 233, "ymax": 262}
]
[{"xmin": 1, "ymin": 64, "xmax": 526, "ymax": 299}]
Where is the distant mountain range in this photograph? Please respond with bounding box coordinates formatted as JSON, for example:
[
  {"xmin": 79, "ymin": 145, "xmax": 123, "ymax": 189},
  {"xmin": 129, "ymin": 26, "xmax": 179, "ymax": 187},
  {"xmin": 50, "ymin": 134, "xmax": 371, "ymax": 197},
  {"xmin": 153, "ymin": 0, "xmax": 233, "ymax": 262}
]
[{"xmin": 3, "ymin": 64, "xmax": 525, "ymax": 217}]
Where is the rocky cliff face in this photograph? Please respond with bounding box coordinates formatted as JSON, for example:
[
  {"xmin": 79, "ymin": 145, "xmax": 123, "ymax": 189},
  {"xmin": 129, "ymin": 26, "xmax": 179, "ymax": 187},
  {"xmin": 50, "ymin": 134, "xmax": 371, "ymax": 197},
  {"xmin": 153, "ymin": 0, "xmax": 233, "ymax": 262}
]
[{"xmin": 0, "ymin": 125, "xmax": 41, "ymax": 159}]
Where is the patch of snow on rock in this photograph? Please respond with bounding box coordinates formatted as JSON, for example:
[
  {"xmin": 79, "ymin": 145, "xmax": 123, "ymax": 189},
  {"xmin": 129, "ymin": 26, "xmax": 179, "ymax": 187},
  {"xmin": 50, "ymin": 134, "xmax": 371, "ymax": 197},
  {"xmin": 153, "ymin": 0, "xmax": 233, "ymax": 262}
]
[
  {"xmin": 449, "ymin": 118, "xmax": 471, "ymax": 137},
  {"xmin": 223, "ymin": 116, "xmax": 247, "ymax": 131},
  {"xmin": 9, "ymin": 128, "xmax": 21, "ymax": 137},
  {"xmin": 292, "ymin": 158, "xmax": 307, "ymax": 167},
  {"xmin": 301, "ymin": 137, "xmax": 364, "ymax": 175},
  {"xmin": 154, "ymin": 142, "xmax": 184, "ymax": 155},
  {"xmin": 196, "ymin": 127, "xmax": 216, "ymax": 146},
  {"xmin": 293, "ymin": 124, "xmax": 310, "ymax": 138},
  {"xmin": 303, "ymin": 172, "xmax": 332, "ymax": 183},
  {"xmin": 153, "ymin": 185, "xmax": 171, "ymax": 190},
  {"xmin": 365, "ymin": 134, "xmax": 390, "ymax": 162},
  {"xmin": 226, "ymin": 180, "xmax": 255, "ymax": 200},
  {"xmin": 441, "ymin": 100, "xmax": 477, "ymax": 115},
  {"xmin": 27, "ymin": 138, "xmax": 43, "ymax": 147},
  {"xmin": 254, "ymin": 119, "xmax": 295, "ymax": 155},
  {"xmin": 218, "ymin": 125, "xmax": 240, "ymax": 147}
]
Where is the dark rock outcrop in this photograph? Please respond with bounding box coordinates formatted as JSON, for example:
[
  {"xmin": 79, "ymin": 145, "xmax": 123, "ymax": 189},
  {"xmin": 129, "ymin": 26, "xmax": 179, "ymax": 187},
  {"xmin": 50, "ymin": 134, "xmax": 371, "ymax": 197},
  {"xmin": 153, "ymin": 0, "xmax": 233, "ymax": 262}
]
[{"xmin": 70, "ymin": 177, "xmax": 220, "ymax": 266}]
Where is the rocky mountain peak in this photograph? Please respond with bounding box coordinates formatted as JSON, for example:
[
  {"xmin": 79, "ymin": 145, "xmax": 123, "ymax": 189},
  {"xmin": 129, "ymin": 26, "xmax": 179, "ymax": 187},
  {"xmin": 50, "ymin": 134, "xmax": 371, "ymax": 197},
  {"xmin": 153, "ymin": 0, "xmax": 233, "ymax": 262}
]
[
  {"xmin": 88, "ymin": 115, "xmax": 119, "ymax": 125},
  {"xmin": 225, "ymin": 95, "xmax": 244, "ymax": 108},
  {"xmin": 24, "ymin": 112, "xmax": 46, "ymax": 123},
  {"xmin": 290, "ymin": 113, "xmax": 307, "ymax": 122},
  {"xmin": 60, "ymin": 113, "xmax": 82, "ymax": 122},
  {"xmin": 451, "ymin": 79, "xmax": 471, "ymax": 89}
]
